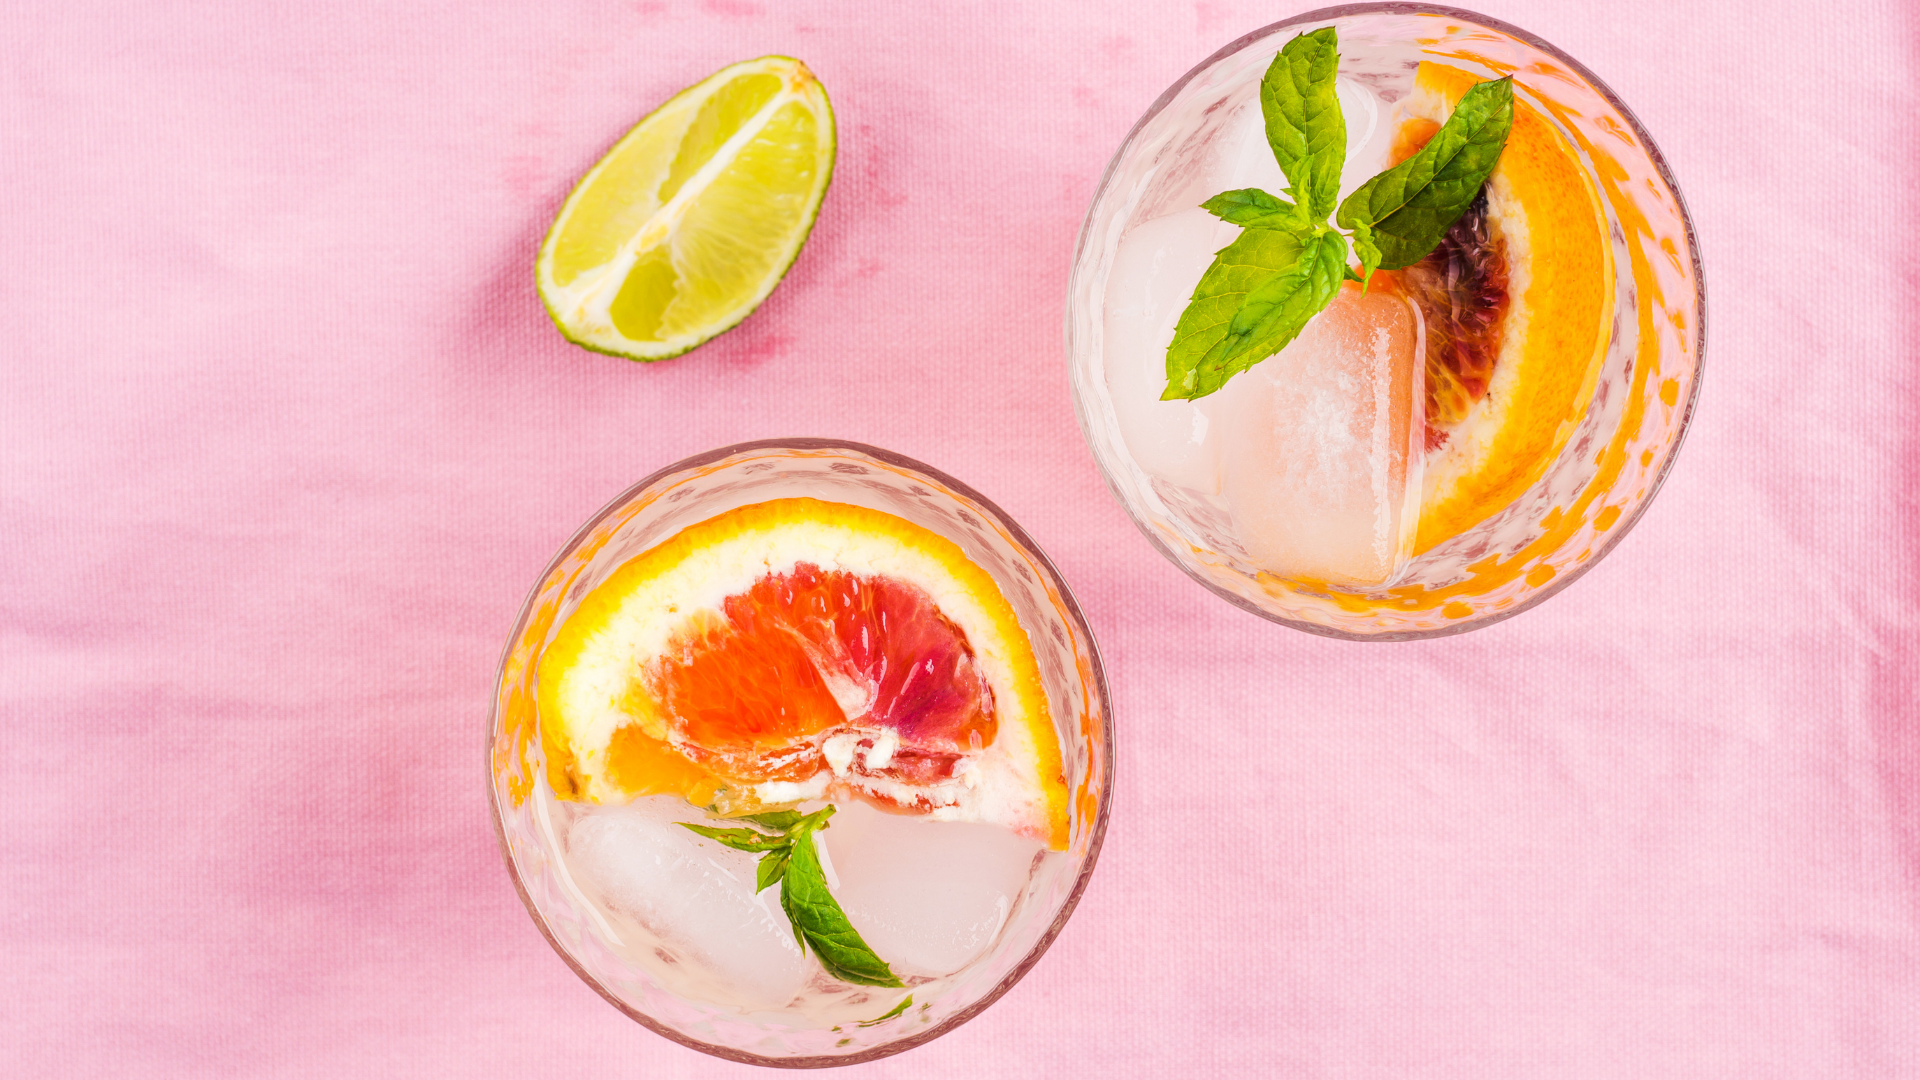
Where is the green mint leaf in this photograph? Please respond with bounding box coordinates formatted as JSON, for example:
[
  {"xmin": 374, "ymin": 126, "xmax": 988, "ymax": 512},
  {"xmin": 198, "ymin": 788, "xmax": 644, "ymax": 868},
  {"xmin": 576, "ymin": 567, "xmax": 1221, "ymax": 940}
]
[
  {"xmin": 1222, "ymin": 227, "xmax": 1348, "ymax": 362},
  {"xmin": 792, "ymin": 804, "xmax": 837, "ymax": 833},
  {"xmin": 740, "ymin": 810, "xmax": 805, "ymax": 831},
  {"xmin": 1261, "ymin": 27, "xmax": 1345, "ymax": 223},
  {"xmin": 1348, "ymin": 220, "xmax": 1382, "ymax": 290},
  {"xmin": 779, "ymin": 818, "xmax": 905, "ymax": 988},
  {"xmin": 1164, "ymin": 227, "xmax": 1347, "ymax": 400},
  {"xmin": 857, "ymin": 995, "xmax": 914, "ymax": 1027},
  {"xmin": 1163, "ymin": 226, "xmax": 1306, "ymax": 399},
  {"xmin": 755, "ymin": 849, "xmax": 791, "ymax": 892},
  {"xmin": 678, "ymin": 822, "xmax": 791, "ymax": 853},
  {"xmin": 1200, "ymin": 188, "xmax": 1304, "ymax": 230},
  {"xmin": 1335, "ymin": 76, "xmax": 1513, "ymax": 269}
]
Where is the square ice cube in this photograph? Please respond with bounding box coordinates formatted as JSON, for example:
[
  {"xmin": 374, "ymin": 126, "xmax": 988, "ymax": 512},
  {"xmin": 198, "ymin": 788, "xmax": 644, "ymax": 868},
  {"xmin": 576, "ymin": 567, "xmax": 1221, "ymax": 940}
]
[{"xmin": 1212, "ymin": 282, "xmax": 1423, "ymax": 585}]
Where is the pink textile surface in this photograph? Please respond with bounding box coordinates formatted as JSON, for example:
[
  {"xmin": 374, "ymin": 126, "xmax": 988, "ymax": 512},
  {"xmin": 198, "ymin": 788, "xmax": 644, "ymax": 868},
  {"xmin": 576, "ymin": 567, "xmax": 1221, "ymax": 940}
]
[{"xmin": 3, "ymin": 0, "xmax": 1916, "ymax": 1075}]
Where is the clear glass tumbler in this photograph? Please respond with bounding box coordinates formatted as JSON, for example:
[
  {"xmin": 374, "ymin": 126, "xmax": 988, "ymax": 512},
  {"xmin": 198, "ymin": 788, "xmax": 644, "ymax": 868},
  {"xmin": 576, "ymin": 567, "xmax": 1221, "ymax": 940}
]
[
  {"xmin": 488, "ymin": 439, "xmax": 1112, "ymax": 1065},
  {"xmin": 1067, "ymin": 4, "xmax": 1704, "ymax": 638}
]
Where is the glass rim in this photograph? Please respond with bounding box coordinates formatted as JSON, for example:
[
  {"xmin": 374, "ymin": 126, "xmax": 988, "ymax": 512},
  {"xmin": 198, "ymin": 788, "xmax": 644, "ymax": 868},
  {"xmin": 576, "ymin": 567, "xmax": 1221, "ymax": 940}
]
[
  {"xmin": 1067, "ymin": 2, "xmax": 1706, "ymax": 640},
  {"xmin": 486, "ymin": 437, "xmax": 1116, "ymax": 1066}
]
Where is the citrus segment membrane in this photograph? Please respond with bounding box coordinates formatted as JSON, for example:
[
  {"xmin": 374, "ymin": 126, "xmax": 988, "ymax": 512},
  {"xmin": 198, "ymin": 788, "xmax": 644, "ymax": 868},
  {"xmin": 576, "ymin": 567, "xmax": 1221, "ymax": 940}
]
[
  {"xmin": 537, "ymin": 56, "xmax": 836, "ymax": 361},
  {"xmin": 538, "ymin": 499, "xmax": 1069, "ymax": 850},
  {"xmin": 1396, "ymin": 62, "xmax": 1614, "ymax": 552}
]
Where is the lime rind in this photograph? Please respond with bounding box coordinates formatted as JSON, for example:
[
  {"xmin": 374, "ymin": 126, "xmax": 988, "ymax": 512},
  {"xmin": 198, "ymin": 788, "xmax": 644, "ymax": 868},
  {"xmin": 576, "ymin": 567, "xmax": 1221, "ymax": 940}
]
[{"xmin": 537, "ymin": 56, "xmax": 836, "ymax": 362}]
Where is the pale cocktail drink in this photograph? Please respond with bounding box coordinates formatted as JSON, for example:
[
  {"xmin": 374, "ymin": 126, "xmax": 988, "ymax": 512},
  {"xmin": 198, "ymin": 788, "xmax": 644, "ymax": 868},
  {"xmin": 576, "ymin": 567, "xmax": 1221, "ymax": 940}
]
[{"xmin": 490, "ymin": 442, "xmax": 1110, "ymax": 1064}]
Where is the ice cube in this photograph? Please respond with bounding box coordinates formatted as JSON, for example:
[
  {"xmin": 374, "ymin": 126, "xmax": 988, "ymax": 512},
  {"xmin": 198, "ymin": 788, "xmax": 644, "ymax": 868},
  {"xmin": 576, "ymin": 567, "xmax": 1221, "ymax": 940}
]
[
  {"xmin": 821, "ymin": 801, "xmax": 1041, "ymax": 978},
  {"xmin": 565, "ymin": 797, "xmax": 812, "ymax": 1009},
  {"xmin": 1103, "ymin": 207, "xmax": 1235, "ymax": 494},
  {"xmin": 1211, "ymin": 282, "xmax": 1423, "ymax": 585}
]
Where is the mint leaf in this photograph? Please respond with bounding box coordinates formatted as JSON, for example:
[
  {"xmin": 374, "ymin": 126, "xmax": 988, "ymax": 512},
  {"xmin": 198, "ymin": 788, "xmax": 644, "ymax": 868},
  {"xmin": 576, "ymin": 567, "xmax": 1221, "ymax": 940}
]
[
  {"xmin": 1348, "ymin": 221, "xmax": 1383, "ymax": 288},
  {"xmin": 779, "ymin": 816, "xmax": 905, "ymax": 988},
  {"xmin": 1335, "ymin": 76, "xmax": 1513, "ymax": 270},
  {"xmin": 755, "ymin": 849, "xmax": 790, "ymax": 892},
  {"xmin": 1261, "ymin": 27, "xmax": 1344, "ymax": 222},
  {"xmin": 1164, "ymin": 226, "xmax": 1306, "ymax": 400},
  {"xmin": 1164, "ymin": 227, "xmax": 1347, "ymax": 400},
  {"xmin": 858, "ymin": 995, "xmax": 913, "ymax": 1027},
  {"xmin": 789, "ymin": 804, "xmax": 837, "ymax": 833},
  {"xmin": 678, "ymin": 822, "xmax": 789, "ymax": 852},
  {"xmin": 1223, "ymin": 227, "xmax": 1348, "ymax": 364},
  {"xmin": 1201, "ymin": 188, "xmax": 1303, "ymax": 230},
  {"xmin": 741, "ymin": 810, "xmax": 805, "ymax": 830}
]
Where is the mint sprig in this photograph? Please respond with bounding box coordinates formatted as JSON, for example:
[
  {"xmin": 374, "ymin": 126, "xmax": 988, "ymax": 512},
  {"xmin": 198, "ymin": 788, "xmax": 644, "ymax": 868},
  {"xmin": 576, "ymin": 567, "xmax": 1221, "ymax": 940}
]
[
  {"xmin": 1162, "ymin": 28, "xmax": 1513, "ymax": 401},
  {"xmin": 680, "ymin": 805, "xmax": 906, "ymax": 989}
]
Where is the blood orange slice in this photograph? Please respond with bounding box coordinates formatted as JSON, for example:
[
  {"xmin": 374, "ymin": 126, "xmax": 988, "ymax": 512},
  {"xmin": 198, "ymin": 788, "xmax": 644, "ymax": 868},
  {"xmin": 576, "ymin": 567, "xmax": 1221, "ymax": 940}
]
[
  {"xmin": 1393, "ymin": 62, "xmax": 1615, "ymax": 552},
  {"xmin": 538, "ymin": 498, "xmax": 1069, "ymax": 849}
]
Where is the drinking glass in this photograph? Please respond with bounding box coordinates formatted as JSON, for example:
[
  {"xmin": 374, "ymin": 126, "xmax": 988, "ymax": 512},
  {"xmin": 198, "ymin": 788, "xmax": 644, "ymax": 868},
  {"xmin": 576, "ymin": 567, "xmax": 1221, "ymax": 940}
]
[
  {"xmin": 488, "ymin": 439, "xmax": 1112, "ymax": 1065},
  {"xmin": 1067, "ymin": 4, "xmax": 1704, "ymax": 638}
]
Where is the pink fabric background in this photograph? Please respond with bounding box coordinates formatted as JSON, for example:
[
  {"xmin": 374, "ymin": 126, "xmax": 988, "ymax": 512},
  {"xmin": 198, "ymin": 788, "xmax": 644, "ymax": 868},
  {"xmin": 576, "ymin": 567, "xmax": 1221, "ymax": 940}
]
[{"xmin": 4, "ymin": 0, "xmax": 1916, "ymax": 1074}]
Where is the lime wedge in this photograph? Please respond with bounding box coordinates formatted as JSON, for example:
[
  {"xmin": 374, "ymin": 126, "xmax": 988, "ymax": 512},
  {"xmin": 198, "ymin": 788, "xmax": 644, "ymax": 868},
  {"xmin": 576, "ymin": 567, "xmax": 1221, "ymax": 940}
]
[{"xmin": 537, "ymin": 56, "xmax": 835, "ymax": 361}]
